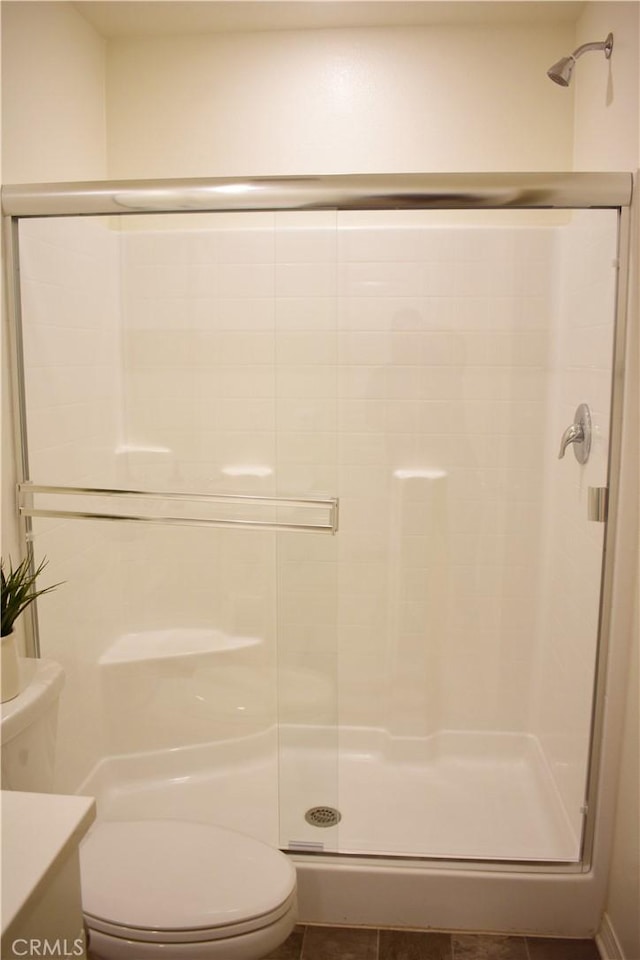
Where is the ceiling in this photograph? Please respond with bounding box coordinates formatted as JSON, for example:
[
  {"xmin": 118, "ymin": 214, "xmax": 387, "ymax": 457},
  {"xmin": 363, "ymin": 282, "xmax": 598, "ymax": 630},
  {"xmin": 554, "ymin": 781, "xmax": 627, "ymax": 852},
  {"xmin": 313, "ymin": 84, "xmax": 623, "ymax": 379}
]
[{"xmin": 73, "ymin": 1, "xmax": 585, "ymax": 38}]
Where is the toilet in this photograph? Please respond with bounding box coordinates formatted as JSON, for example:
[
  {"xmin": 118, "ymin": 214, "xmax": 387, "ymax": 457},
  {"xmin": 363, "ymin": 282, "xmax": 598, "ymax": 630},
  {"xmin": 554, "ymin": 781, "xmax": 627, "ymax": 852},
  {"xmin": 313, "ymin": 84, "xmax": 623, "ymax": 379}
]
[
  {"xmin": 1, "ymin": 658, "xmax": 298, "ymax": 960},
  {"xmin": 81, "ymin": 819, "xmax": 297, "ymax": 959}
]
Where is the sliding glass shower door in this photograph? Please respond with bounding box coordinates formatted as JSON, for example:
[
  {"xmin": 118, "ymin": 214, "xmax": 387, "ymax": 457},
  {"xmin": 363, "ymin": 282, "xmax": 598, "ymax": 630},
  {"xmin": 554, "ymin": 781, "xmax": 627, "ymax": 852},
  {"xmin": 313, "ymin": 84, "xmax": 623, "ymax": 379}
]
[
  {"xmin": 271, "ymin": 206, "xmax": 620, "ymax": 861},
  {"xmin": 11, "ymin": 188, "xmax": 622, "ymax": 863}
]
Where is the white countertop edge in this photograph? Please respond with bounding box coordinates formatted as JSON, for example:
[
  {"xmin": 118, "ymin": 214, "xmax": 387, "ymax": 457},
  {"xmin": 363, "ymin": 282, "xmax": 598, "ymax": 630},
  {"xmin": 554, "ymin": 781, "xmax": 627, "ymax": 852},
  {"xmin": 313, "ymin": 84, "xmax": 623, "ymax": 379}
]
[{"xmin": 1, "ymin": 791, "xmax": 96, "ymax": 932}]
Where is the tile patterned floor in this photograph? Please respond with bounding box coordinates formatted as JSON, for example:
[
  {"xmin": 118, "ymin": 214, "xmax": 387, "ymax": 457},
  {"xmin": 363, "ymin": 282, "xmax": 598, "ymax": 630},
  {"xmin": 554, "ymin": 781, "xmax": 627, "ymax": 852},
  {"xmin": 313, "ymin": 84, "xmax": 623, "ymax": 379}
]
[{"xmin": 265, "ymin": 925, "xmax": 601, "ymax": 960}]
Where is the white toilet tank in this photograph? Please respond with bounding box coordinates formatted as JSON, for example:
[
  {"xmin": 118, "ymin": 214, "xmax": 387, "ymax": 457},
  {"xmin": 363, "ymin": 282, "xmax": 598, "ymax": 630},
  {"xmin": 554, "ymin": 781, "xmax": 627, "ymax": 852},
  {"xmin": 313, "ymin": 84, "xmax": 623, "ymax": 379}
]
[{"xmin": 1, "ymin": 658, "xmax": 65, "ymax": 792}]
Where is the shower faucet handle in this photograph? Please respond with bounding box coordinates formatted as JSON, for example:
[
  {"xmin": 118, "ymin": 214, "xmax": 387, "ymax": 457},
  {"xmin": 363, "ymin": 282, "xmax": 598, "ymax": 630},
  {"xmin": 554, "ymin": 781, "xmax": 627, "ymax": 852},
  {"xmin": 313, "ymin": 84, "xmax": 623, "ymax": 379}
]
[
  {"xmin": 558, "ymin": 403, "xmax": 592, "ymax": 464},
  {"xmin": 558, "ymin": 422, "xmax": 584, "ymax": 457}
]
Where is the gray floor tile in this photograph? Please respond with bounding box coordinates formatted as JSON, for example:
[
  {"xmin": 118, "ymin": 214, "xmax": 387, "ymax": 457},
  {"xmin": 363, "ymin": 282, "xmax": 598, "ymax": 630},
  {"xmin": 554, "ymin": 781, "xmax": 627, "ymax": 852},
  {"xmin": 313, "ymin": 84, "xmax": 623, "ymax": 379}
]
[
  {"xmin": 302, "ymin": 925, "xmax": 378, "ymax": 960},
  {"xmin": 452, "ymin": 934, "xmax": 528, "ymax": 959},
  {"xmin": 264, "ymin": 924, "xmax": 306, "ymax": 958},
  {"xmin": 379, "ymin": 928, "xmax": 452, "ymax": 959},
  {"xmin": 526, "ymin": 938, "xmax": 601, "ymax": 960},
  {"xmin": 263, "ymin": 924, "xmax": 602, "ymax": 960}
]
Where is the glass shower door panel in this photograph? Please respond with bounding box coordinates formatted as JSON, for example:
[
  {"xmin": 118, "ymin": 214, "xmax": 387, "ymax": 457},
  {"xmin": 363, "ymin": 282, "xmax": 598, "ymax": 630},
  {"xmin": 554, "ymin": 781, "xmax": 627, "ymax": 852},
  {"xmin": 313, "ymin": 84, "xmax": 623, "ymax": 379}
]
[
  {"xmin": 18, "ymin": 209, "xmax": 342, "ymax": 854},
  {"xmin": 328, "ymin": 208, "xmax": 619, "ymax": 860},
  {"xmin": 18, "ymin": 208, "xmax": 286, "ymax": 843}
]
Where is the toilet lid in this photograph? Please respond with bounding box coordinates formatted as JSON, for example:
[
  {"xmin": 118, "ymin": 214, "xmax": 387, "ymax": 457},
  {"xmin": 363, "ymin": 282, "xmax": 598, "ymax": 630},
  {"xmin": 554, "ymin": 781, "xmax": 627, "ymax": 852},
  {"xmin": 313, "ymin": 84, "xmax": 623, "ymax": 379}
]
[{"xmin": 80, "ymin": 820, "xmax": 296, "ymax": 939}]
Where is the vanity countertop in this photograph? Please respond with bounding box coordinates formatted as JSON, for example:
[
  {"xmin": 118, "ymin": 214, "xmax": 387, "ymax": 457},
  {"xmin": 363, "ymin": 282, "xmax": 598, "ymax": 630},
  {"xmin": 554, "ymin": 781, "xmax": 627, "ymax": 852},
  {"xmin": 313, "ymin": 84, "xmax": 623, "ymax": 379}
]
[{"xmin": 1, "ymin": 791, "xmax": 96, "ymax": 934}]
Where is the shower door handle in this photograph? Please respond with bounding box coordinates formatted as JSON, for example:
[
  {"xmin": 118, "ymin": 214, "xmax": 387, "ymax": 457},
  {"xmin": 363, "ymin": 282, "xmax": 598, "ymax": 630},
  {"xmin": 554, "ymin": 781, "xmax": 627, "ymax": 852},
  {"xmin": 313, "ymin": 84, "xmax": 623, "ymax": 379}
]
[{"xmin": 558, "ymin": 403, "xmax": 591, "ymax": 464}]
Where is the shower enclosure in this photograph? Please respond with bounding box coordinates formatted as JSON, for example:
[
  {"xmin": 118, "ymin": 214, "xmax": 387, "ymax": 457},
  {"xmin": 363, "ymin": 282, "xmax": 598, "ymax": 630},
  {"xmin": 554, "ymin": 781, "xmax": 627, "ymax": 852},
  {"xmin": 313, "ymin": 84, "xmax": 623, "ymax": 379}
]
[{"xmin": 3, "ymin": 174, "xmax": 631, "ymax": 890}]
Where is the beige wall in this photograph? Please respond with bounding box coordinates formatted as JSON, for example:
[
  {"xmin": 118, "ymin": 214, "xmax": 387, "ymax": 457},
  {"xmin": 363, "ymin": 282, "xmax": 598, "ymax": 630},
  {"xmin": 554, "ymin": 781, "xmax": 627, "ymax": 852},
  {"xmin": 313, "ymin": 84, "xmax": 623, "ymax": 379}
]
[
  {"xmin": 105, "ymin": 22, "xmax": 575, "ymax": 179},
  {"xmin": 573, "ymin": 2, "xmax": 639, "ymax": 174},
  {"xmin": 572, "ymin": 3, "xmax": 640, "ymax": 959},
  {"xmin": 1, "ymin": 1, "xmax": 107, "ymax": 182}
]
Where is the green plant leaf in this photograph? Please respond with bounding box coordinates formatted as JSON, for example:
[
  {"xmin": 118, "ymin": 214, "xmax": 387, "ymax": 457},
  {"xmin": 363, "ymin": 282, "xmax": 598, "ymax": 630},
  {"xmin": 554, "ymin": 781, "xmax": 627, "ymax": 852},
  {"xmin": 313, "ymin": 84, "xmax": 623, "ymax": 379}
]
[{"xmin": 1, "ymin": 553, "xmax": 63, "ymax": 637}]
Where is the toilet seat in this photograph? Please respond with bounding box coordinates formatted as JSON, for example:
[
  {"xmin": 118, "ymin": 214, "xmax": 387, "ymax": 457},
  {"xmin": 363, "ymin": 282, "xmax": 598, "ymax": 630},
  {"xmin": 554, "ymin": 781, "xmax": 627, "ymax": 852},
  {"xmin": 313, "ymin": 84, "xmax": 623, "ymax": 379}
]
[
  {"xmin": 80, "ymin": 820, "xmax": 297, "ymax": 944},
  {"xmin": 86, "ymin": 890, "xmax": 297, "ymax": 944}
]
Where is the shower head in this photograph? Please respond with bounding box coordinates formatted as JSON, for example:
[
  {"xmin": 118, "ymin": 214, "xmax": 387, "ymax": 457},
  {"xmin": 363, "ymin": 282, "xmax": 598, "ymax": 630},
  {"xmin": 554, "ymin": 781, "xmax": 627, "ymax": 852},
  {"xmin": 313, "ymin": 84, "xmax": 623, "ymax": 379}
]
[
  {"xmin": 547, "ymin": 32, "xmax": 613, "ymax": 86},
  {"xmin": 547, "ymin": 55, "xmax": 576, "ymax": 87}
]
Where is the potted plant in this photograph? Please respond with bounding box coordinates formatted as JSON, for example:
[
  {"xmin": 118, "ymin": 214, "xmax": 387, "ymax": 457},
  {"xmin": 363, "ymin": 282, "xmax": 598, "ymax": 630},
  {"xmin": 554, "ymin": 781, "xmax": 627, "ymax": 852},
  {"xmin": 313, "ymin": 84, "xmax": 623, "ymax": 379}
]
[{"xmin": 1, "ymin": 553, "xmax": 60, "ymax": 702}]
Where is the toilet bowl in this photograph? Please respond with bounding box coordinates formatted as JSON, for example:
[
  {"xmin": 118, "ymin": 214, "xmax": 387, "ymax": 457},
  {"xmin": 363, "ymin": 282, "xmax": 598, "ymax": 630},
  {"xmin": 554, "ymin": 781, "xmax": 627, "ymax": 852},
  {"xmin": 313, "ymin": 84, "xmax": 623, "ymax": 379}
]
[{"xmin": 81, "ymin": 819, "xmax": 297, "ymax": 960}]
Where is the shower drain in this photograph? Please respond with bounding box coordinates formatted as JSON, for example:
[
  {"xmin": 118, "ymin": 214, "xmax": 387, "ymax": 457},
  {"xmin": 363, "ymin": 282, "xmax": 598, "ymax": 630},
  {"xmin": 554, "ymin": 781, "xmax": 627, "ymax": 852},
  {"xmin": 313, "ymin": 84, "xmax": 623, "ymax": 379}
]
[{"xmin": 304, "ymin": 806, "xmax": 342, "ymax": 828}]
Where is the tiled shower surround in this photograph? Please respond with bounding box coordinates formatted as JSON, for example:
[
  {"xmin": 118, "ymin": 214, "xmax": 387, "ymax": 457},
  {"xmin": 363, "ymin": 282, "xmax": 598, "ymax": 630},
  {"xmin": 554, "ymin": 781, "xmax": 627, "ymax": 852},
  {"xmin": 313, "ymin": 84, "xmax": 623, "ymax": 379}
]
[{"xmin": 18, "ymin": 208, "xmax": 617, "ymax": 861}]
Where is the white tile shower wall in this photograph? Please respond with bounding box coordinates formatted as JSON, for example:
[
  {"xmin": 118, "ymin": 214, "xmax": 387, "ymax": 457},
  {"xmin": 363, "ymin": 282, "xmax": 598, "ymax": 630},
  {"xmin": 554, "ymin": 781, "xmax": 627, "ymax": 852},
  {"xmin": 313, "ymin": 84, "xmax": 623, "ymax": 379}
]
[
  {"xmin": 336, "ymin": 217, "xmax": 551, "ymax": 736},
  {"xmin": 18, "ymin": 217, "xmax": 122, "ymax": 791},
  {"xmin": 114, "ymin": 217, "xmax": 281, "ymax": 756},
  {"xmin": 531, "ymin": 210, "xmax": 618, "ymax": 843},
  {"xmin": 118, "ymin": 213, "xmax": 554, "ymax": 748}
]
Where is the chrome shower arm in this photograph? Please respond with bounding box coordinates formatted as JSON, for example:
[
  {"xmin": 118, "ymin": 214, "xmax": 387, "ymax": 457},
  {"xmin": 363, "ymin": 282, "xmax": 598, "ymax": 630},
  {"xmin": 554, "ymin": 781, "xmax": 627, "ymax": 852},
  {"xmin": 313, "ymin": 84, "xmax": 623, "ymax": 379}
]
[{"xmin": 572, "ymin": 35, "xmax": 614, "ymax": 62}]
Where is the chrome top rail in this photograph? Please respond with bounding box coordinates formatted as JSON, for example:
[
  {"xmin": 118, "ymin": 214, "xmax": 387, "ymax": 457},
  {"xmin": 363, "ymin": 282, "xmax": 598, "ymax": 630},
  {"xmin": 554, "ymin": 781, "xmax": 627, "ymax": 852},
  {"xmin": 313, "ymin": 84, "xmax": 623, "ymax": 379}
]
[
  {"xmin": 18, "ymin": 483, "xmax": 339, "ymax": 535},
  {"xmin": 1, "ymin": 172, "xmax": 633, "ymax": 218}
]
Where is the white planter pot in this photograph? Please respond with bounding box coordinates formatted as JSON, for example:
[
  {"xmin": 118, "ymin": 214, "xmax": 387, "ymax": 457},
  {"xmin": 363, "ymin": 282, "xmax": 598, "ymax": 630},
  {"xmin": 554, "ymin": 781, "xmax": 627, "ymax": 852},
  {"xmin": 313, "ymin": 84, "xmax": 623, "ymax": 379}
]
[{"xmin": 1, "ymin": 632, "xmax": 21, "ymax": 702}]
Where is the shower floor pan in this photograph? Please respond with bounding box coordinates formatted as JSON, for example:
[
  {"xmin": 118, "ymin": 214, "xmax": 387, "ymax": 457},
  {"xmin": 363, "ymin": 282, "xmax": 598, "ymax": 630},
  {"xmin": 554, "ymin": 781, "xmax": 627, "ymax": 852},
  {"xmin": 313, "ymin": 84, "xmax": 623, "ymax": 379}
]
[
  {"xmin": 80, "ymin": 727, "xmax": 579, "ymax": 863},
  {"xmin": 280, "ymin": 729, "xmax": 580, "ymax": 862}
]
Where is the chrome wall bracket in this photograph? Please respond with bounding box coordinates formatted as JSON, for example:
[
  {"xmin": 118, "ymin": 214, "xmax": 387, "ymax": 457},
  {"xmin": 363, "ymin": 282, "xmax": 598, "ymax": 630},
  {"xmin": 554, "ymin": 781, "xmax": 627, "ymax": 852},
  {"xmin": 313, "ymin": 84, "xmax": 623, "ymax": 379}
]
[{"xmin": 587, "ymin": 487, "xmax": 608, "ymax": 523}]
